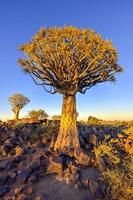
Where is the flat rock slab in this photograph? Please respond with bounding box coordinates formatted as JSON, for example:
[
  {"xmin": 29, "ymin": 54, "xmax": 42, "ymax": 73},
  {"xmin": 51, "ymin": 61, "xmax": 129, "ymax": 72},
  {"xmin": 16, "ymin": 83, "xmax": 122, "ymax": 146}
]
[
  {"xmin": 33, "ymin": 174, "xmax": 95, "ymax": 200},
  {"xmin": 80, "ymin": 167, "xmax": 99, "ymax": 181},
  {"xmin": 0, "ymin": 186, "xmax": 10, "ymax": 197}
]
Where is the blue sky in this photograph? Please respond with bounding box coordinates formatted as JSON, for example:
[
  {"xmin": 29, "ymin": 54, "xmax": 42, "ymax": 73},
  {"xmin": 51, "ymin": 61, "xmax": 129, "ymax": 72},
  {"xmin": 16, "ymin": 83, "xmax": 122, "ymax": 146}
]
[{"xmin": 0, "ymin": 0, "xmax": 133, "ymax": 120}]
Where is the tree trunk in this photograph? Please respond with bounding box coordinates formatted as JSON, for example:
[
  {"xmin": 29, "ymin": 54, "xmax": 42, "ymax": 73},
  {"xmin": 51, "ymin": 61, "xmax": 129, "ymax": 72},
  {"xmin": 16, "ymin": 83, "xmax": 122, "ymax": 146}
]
[
  {"xmin": 54, "ymin": 94, "xmax": 80, "ymax": 156},
  {"xmin": 14, "ymin": 110, "xmax": 19, "ymax": 120}
]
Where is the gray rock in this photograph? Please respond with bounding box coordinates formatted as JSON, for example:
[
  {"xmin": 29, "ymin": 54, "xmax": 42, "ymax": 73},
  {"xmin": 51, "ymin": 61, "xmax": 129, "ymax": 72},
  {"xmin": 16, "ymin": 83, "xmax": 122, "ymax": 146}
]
[
  {"xmin": 0, "ymin": 159, "xmax": 14, "ymax": 170},
  {"xmin": 17, "ymin": 169, "xmax": 32, "ymax": 183},
  {"xmin": 0, "ymin": 186, "xmax": 10, "ymax": 197},
  {"xmin": 2, "ymin": 142, "xmax": 14, "ymax": 155},
  {"xmin": 96, "ymin": 157, "xmax": 106, "ymax": 172},
  {"xmin": 28, "ymin": 173, "xmax": 39, "ymax": 183},
  {"xmin": 88, "ymin": 134, "xmax": 97, "ymax": 146},
  {"xmin": 89, "ymin": 180, "xmax": 99, "ymax": 194}
]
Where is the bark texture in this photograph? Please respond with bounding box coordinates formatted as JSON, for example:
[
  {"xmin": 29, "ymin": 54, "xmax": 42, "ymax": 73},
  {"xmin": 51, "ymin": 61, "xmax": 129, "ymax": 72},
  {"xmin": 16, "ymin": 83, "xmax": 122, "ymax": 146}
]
[
  {"xmin": 54, "ymin": 94, "xmax": 80, "ymax": 155},
  {"xmin": 14, "ymin": 110, "xmax": 19, "ymax": 120}
]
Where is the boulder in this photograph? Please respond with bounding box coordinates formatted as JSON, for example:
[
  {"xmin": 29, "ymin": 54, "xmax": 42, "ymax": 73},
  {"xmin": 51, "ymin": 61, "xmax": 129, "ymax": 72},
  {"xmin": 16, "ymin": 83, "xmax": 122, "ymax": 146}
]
[
  {"xmin": 44, "ymin": 150, "xmax": 53, "ymax": 158},
  {"xmin": 28, "ymin": 147, "xmax": 36, "ymax": 154},
  {"xmin": 89, "ymin": 180, "xmax": 99, "ymax": 194},
  {"xmin": 75, "ymin": 149, "xmax": 91, "ymax": 166},
  {"xmin": 96, "ymin": 157, "xmax": 106, "ymax": 172},
  {"xmin": 37, "ymin": 142, "xmax": 45, "ymax": 149},
  {"xmin": 82, "ymin": 178, "xmax": 89, "ymax": 188},
  {"xmin": 79, "ymin": 136, "xmax": 85, "ymax": 147},
  {"xmin": 85, "ymin": 144, "xmax": 93, "ymax": 151},
  {"xmin": 2, "ymin": 141, "xmax": 14, "ymax": 156},
  {"xmin": 35, "ymin": 194, "xmax": 47, "ymax": 200},
  {"xmin": 25, "ymin": 186, "xmax": 33, "ymax": 195},
  {"xmin": 60, "ymin": 162, "xmax": 81, "ymax": 184},
  {"xmin": 8, "ymin": 171, "xmax": 16, "ymax": 178},
  {"xmin": 39, "ymin": 155, "xmax": 49, "ymax": 168},
  {"xmin": 47, "ymin": 156, "xmax": 63, "ymax": 176},
  {"xmin": 17, "ymin": 194, "xmax": 32, "ymax": 200},
  {"xmin": 0, "ymin": 173, "xmax": 10, "ymax": 185},
  {"xmin": 30, "ymin": 161, "xmax": 41, "ymax": 173},
  {"xmin": 0, "ymin": 159, "xmax": 14, "ymax": 170},
  {"xmin": 17, "ymin": 169, "xmax": 32, "ymax": 183},
  {"xmin": 0, "ymin": 186, "xmax": 10, "ymax": 197},
  {"xmin": 88, "ymin": 134, "xmax": 97, "ymax": 146},
  {"xmin": 28, "ymin": 173, "xmax": 39, "ymax": 183}
]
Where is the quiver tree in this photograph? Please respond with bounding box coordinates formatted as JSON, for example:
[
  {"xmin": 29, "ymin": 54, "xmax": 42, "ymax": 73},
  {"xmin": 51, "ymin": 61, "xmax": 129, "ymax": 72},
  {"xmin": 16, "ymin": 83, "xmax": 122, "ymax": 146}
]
[
  {"xmin": 9, "ymin": 93, "xmax": 30, "ymax": 120},
  {"xmin": 18, "ymin": 26, "xmax": 123, "ymax": 156}
]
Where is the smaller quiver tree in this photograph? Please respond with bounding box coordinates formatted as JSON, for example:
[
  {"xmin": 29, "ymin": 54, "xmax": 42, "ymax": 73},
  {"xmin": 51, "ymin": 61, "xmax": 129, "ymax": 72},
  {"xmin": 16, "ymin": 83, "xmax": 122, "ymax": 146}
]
[{"xmin": 8, "ymin": 93, "xmax": 30, "ymax": 120}]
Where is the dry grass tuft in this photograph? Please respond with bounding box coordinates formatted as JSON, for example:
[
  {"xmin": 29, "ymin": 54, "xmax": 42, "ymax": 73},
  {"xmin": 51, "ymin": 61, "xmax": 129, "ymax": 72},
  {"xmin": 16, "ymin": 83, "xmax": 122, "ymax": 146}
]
[
  {"xmin": 102, "ymin": 154, "xmax": 133, "ymax": 200},
  {"xmin": 94, "ymin": 141, "xmax": 121, "ymax": 165}
]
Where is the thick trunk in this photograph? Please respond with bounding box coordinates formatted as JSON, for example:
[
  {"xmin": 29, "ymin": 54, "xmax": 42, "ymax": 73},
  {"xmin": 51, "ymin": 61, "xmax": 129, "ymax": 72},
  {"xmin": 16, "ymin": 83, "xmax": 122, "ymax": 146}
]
[
  {"xmin": 14, "ymin": 110, "xmax": 19, "ymax": 120},
  {"xmin": 54, "ymin": 94, "xmax": 80, "ymax": 156}
]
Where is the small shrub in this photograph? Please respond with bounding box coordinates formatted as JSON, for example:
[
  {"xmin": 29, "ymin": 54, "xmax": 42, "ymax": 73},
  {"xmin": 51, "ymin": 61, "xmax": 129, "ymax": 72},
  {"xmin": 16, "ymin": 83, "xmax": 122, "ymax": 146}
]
[
  {"xmin": 124, "ymin": 126, "xmax": 133, "ymax": 135},
  {"xmin": 28, "ymin": 109, "xmax": 48, "ymax": 122},
  {"xmin": 102, "ymin": 154, "xmax": 133, "ymax": 200},
  {"xmin": 123, "ymin": 154, "xmax": 133, "ymax": 175},
  {"xmin": 14, "ymin": 121, "xmax": 26, "ymax": 129},
  {"xmin": 87, "ymin": 116, "xmax": 103, "ymax": 125},
  {"xmin": 94, "ymin": 141, "xmax": 121, "ymax": 165},
  {"xmin": 52, "ymin": 115, "xmax": 61, "ymax": 121}
]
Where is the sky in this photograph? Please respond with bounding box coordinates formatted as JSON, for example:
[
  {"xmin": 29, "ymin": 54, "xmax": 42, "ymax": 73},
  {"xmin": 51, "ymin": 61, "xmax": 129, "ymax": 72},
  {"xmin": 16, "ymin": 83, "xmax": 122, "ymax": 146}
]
[{"xmin": 0, "ymin": 0, "xmax": 133, "ymax": 121}]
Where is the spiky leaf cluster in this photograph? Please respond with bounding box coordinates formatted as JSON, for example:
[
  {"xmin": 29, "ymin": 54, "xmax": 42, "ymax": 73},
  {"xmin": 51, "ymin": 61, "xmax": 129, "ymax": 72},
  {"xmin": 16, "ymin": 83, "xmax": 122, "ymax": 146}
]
[
  {"xmin": 8, "ymin": 93, "xmax": 30, "ymax": 112},
  {"xmin": 18, "ymin": 26, "xmax": 123, "ymax": 95}
]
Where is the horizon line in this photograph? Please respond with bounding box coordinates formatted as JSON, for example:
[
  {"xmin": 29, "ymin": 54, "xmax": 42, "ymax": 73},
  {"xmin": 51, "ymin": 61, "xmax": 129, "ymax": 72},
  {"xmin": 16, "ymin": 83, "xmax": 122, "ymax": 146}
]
[{"xmin": 0, "ymin": 116, "xmax": 133, "ymax": 122}]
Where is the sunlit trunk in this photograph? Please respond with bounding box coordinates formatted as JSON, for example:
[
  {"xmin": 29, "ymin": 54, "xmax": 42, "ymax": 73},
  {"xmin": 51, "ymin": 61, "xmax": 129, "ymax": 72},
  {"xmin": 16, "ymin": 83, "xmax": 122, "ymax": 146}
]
[
  {"xmin": 14, "ymin": 110, "xmax": 19, "ymax": 120},
  {"xmin": 54, "ymin": 94, "xmax": 80, "ymax": 156}
]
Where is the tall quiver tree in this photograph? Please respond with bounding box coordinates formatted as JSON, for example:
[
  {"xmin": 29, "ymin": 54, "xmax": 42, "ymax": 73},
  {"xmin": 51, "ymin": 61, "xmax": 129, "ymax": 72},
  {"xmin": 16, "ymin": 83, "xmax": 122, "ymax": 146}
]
[
  {"xmin": 9, "ymin": 93, "xmax": 30, "ymax": 120},
  {"xmin": 18, "ymin": 26, "xmax": 123, "ymax": 156}
]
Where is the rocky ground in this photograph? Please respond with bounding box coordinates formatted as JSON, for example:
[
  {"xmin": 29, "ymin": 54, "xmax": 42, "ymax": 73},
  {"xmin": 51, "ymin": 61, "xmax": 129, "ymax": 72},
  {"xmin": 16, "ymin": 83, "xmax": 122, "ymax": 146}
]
[{"xmin": 0, "ymin": 120, "xmax": 132, "ymax": 200}]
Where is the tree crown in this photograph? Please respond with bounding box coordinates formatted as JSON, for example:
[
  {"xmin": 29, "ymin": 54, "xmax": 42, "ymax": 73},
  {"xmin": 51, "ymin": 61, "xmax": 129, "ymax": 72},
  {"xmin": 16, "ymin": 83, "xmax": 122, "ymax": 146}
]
[
  {"xmin": 9, "ymin": 93, "xmax": 30, "ymax": 112},
  {"xmin": 18, "ymin": 26, "xmax": 123, "ymax": 95}
]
